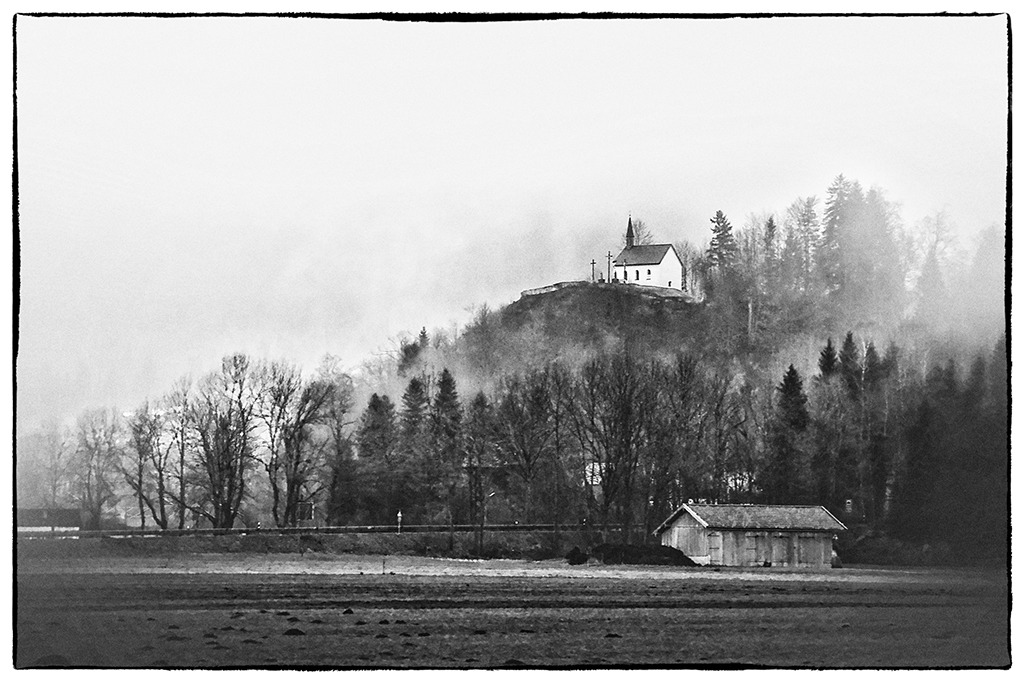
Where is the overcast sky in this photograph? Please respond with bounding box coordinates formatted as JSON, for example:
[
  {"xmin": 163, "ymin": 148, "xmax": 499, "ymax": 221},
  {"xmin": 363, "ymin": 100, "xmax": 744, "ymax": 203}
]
[{"xmin": 14, "ymin": 14, "xmax": 1009, "ymax": 430}]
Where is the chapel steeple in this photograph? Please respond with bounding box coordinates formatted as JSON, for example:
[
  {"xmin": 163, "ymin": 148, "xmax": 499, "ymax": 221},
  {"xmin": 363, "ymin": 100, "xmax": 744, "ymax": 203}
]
[{"xmin": 625, "ymin": 215, "xmax": 635, "ymax": 249}]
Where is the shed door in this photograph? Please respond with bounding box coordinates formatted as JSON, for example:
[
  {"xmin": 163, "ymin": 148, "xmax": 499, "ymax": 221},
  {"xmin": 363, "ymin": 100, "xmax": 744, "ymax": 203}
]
[
  {"xmin": 773, "ymin": 533, "xmax": 792, "ymax": 567},
  {"xmin": 708, "ymin": 532, "xmax": 723, "ymax": 566},
  {"xmin": 756, "ymin": 533, "xmax": 772, "ymax": 565},
  {"xmin": 745, "ymin": 532, "xmax": 758, "ymax": 566},
  {"xmin": 797, "ymin": 533, "xmax": 819, "ymax": 567}
]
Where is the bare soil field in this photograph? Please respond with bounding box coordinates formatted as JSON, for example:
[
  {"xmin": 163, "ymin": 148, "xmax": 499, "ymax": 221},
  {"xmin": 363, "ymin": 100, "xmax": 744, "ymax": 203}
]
[{"xmin": 16, "ymin": 550, "xmax": 1009, "ymax": 669}]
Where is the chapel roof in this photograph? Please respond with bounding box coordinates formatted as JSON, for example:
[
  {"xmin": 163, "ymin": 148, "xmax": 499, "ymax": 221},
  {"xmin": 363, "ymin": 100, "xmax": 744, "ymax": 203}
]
[
  {"xmin": 613, "ymin": 243, "xmax": 676, "ymax": 266},
  {"xmin": 654, "ymin": 503, "xmax": 846, "ymax": 536}
]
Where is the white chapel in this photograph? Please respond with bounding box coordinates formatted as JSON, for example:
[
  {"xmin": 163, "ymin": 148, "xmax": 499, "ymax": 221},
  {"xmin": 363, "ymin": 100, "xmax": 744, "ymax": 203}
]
[{"xmin": 611, "ymin": 217, "xmax": 684, "ymax": 290}]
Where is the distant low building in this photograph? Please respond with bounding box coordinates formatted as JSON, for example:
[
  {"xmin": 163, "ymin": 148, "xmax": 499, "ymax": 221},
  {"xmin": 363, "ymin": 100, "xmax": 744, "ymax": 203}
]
[
  {"xmin": 611, "ymin": 216, "xmax": 684, "ymax": 289},
  {"xmin": 17, "ymin": 508, "xmax": 82, "ymax": 532},
  {"xmin": 654, "ymin": 503, "xmax": 846, "ymax": 568}
]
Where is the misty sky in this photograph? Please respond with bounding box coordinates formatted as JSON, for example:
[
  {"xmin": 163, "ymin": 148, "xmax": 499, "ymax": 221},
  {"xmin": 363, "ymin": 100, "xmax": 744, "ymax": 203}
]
[{"xmin": 14, "ymin": 14, "xmax": 1009, "ymax": 430}]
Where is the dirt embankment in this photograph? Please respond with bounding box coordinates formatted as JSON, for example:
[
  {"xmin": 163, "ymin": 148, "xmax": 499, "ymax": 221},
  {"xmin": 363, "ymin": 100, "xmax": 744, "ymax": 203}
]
[{"xmin": 17, "ymin": 529, "xmax": 608, "ymax": 564}]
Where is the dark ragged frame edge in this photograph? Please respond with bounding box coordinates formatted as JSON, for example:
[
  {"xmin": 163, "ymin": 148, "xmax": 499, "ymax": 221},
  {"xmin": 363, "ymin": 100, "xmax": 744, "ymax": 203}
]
[{"xmin": 8, "ymin": 10, "xmax": 1013, "ymax": 671}]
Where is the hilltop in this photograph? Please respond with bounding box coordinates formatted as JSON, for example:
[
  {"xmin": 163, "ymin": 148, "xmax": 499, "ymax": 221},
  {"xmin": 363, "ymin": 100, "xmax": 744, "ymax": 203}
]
[
  {"xmin": 454, "ymin": 281, "xmax": 714, "ymax": 376},
  {"xmin": 506, "ymin": 281, "xmax": 702, "ymax": 349}
]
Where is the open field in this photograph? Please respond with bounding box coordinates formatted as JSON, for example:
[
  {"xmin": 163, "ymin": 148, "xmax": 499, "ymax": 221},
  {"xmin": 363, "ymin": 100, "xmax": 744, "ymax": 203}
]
[{"xmin": 16, "ymin": 550, "xmax": 1009, "ymax": 668}]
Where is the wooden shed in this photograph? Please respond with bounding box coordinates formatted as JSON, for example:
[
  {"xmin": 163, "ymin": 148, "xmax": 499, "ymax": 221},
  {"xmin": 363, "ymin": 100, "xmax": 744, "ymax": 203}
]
[{"xmin": 654, "ymin": 503, "xmax": 846, "ymax": 568}]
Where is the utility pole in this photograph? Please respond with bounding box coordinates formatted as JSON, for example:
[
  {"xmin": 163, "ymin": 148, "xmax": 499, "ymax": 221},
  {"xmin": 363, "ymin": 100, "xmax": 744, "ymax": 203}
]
[
  {"xmin": 606, "ymin": 251, "xmax": 613, "ymax": 282},
  {"xmin": 591, "ymin": 259, "xmax": 597, "ymax": 282}
]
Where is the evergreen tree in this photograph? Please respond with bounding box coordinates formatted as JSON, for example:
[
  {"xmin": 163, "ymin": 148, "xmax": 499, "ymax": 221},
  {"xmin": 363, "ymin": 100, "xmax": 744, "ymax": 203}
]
[
  {"xmin": 818, "ymin": 174, "xmax": 851, "ymax": 294},
  {"xmin": 397, "ymin": 328, "xmax": 431, "ymax": 376},
  {"xmin": 778, "ymin": 365, "xmax": 810, "ymax": 430},
  {"xmin": 763, "ymin": 214, "xmax": 779, "ymax": 267},
  {"xmin": 401, "ymin": 377, "xmax": 430, "ymax": 438},
  {"xmin": 398, "ymin": 341, "xmax": 421, "ymax": 377},
  {"xmin": 356, "ymin": 393, "xmax": 400, "ymax": 523},
  {"xmin": 431, "ymin": 369, "xmax": 462, "ymax": 442},
  {"xmin": 324, "ymin": 436, "xmax": 358, "ymax": 525},
  {"xmin": 706, "ymin": 210, "xmax": 739, "ymax": 272},
  {"xmin": 857, "ymin": 188, "xmax": 904, "ymax": 321},
  {"xmin": 399, "ymin": 376, "xmax": 432, "ymax": 518},
  {"xmin": 780, "ymin": 224, "xmax": 804, "ymax": 295},
  {"xmin": 763, "ymin": 365, "xmax": 811, "ymax": 503},
  {"xmin": 431, "ymin": 372, "xmax": 462, "ymax": 476},
  {"xmin": 863, "ymin": 342, "xmax": 884, "ymax": 390},
  {"xmin": 859, "ymin": 340, "xmax": 893, "ymax": 525},
  {"xmin": 905, "ymin": 344, "xmax": 1009, "ymax": 559},
  {"xmin": 891, "ymin": 396, "xmax": 941, "ymax": 541},
  {"xmin": 839, "ymin": 332, "xmax": 862, "ymax": 398},
  {"xmin": 818, "ymin": 338, "xmax": 839, "ymax": 378},
  {"xmin": 428, "ymin": 368, "xmax": 464, "ymax": 532},
  {"xmin": 356, "ymin": 394, "xmax": 397, "ymax": 459}
]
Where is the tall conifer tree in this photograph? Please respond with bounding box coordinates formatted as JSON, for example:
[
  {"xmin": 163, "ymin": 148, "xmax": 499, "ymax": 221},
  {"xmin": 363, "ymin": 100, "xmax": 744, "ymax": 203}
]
[
  {"xmin": 839, "ymin": 332, "xmax": 862, "ymax": 398},
  {"xmin": 818, "ymin": 338, "xmax": 839, "ymax": 377},
  {"xmin": 764, "ymin": 365, "xmax": 811, "ymax": 503},
  {"xmin": 706, "ymin": 210, "xmax": 739, "ymax": 272}
]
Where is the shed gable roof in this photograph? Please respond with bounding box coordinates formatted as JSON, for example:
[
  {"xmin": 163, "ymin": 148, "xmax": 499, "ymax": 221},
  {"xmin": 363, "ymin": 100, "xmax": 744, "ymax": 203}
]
[
  {"xmin": 613, "ymin": 244, "xmax": 676, "ymax": 266},
  {"xmin": 654, "ymin": 503, "xmax": 846, "ymax": 536}
]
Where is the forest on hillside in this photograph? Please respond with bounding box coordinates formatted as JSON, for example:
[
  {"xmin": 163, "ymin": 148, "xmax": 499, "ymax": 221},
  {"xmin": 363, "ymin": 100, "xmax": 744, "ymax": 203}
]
[{"xmin": 17, "ymin": 175, "xmax": 1008, "ymax": 564}]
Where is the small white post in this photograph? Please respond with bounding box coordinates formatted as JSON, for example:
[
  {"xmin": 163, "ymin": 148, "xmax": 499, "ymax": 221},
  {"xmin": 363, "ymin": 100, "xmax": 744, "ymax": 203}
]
[{"xmin": 397, "ymin": 510, "xmax": 402, "ymax": 535}]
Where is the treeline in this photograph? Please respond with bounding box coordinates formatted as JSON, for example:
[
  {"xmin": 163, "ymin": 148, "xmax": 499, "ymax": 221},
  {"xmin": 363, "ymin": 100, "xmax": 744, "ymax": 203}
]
[
  {"xmin": 17, "ymin": 173, "xmax": 1007, "ymax": 563},
  {"xmin": 673, "ymin": 174, "xmax": 1003, "ymax": 352},
  {"xmin": 441, "ymin": 174, "xmax": 1004, "ymax": 386},
  {"xmin": 355, "ymin": 332, "xmax": 1007, "ymax": 558},
  {"xmin": 18, "ymin": 354, "xmax": 355, "ymax": 531},
  {"xmin": 699, "ymin": 177, "xmax": 906, "ymax": 327},
  {"xmin": 19, "ymin": 331, "xmax": 1007, "ymax": 563}
]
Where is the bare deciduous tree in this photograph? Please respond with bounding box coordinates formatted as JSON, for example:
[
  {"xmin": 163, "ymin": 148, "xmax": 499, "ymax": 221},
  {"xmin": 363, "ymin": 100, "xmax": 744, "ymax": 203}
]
[
  {"xmin": 17, "ymin": 420, "xmax": 74, "ymax": 511},
  {"xmin": 164, "ymin": 376, "xmax": 194, "ymax": 529},
  {"xmin": 622, "ymin": 218, "xmax": 655, "ymax": 246},
  {"xmin": 256, "ymin": 359, "xmax": 338, "ymax": 527},
  {"xmin": 74, "ymin": 408, "xmax": 124, "ymax": 529},
  {"xmin": 569, "ymin": 352, "xmax": 655, "ymax": 541},
  {"xmin": 123, "ymin": 400, "xmax": 176, "ymax": 529},
  {"xmin": 186, "ymin": 354, "xmax": 258, "ymax": 529}
]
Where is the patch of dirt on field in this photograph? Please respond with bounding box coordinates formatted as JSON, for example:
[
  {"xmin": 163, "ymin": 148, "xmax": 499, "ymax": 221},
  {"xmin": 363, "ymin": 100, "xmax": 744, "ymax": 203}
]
[
  {"xmin": 17, "ymin": 551, "xmax": 1002, "ymax": 585},
  {"xmin": 15, "ymin": 553, "xmax": 1009, "ymax": 669}
]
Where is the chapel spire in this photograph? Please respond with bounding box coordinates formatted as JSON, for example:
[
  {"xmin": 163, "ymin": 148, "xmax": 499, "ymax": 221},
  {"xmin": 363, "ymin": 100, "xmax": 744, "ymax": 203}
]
[{"xmin": 625, "ymin": 214, "xmax": 635, "ymax": 248}]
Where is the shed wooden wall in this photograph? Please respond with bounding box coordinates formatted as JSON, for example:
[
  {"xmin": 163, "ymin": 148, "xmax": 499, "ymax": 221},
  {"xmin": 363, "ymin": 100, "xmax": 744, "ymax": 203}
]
[
  {"xmin": 713, "ymin": 530, "xmax": 831, "ymax": 567},
  {"xmin": 660, "ymin": 514, "xmax": 834, "ymax": 568},
  {"xmin": 661, "ymin": 514, "xmax": 708, "ymax": 562}
]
